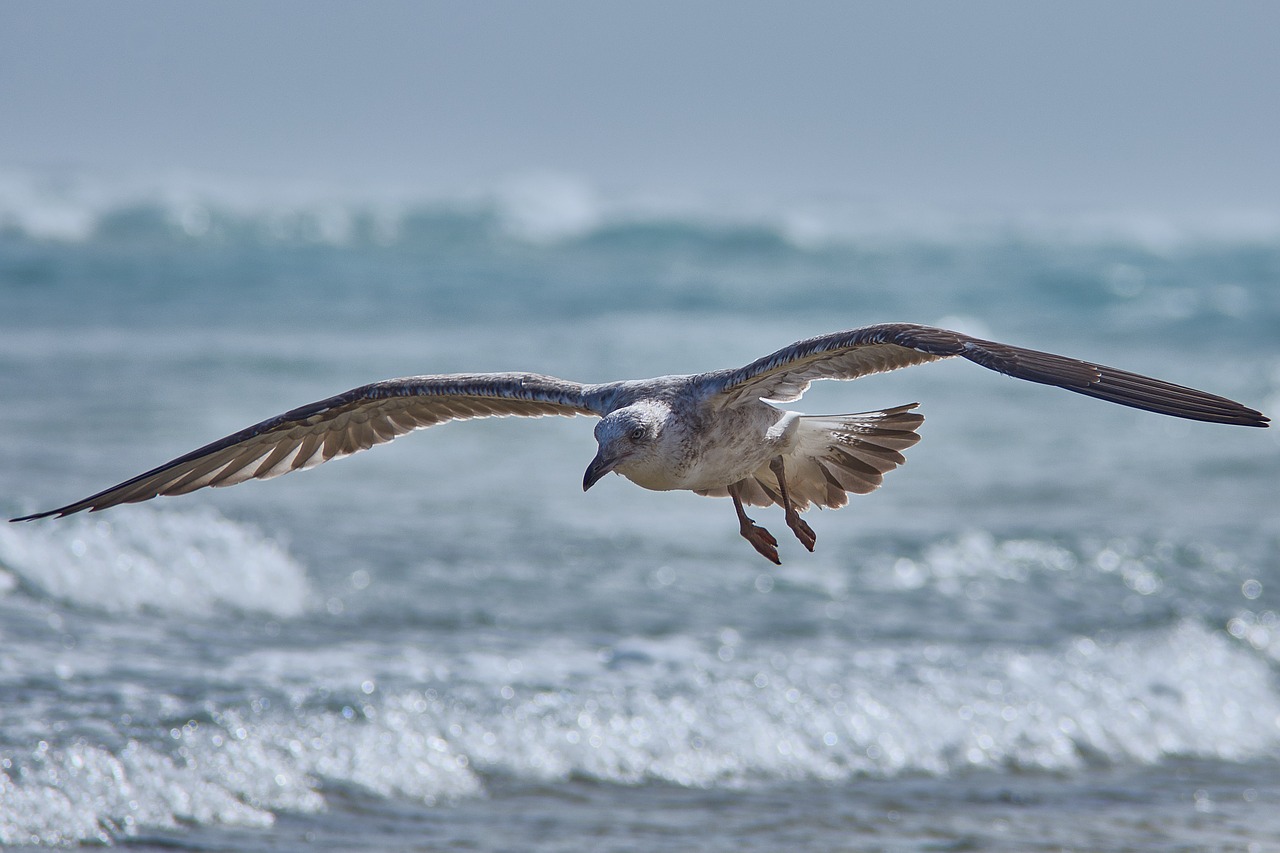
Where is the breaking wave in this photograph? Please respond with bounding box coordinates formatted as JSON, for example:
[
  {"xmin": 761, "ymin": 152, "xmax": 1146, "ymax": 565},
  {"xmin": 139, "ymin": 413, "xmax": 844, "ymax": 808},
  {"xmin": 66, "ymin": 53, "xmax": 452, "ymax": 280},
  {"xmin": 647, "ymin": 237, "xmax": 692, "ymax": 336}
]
[
  {"xmin": 2, "ymin": 618, "xmax": 1275, "ymax": 845},
  {"xmin": 4, "ymin": 167, "xmax": 1279, "ymax": 250},
  {"xmin": 0, "ymin": 507, "xmax": 310, "ymax": 618}
]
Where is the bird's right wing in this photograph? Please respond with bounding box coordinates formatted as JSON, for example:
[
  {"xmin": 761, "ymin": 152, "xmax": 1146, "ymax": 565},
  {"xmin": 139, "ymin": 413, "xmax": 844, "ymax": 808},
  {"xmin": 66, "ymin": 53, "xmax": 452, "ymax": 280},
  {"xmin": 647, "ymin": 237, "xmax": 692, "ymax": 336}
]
[
  {"xmin": 13, "ymin": 373, "xmax": 608, "ymax": 520},
  {"xmin": 704, "ymin": 323, "xmax": 1269, "ymax": 427}
]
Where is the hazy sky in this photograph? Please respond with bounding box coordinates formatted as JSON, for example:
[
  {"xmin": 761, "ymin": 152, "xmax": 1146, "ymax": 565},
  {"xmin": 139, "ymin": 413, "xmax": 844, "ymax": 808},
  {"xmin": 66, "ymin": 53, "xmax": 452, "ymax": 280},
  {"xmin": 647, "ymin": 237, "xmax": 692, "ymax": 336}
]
[{"xmin": 2, "ymin": 1, "xmax": 1278, "ymax": 212}]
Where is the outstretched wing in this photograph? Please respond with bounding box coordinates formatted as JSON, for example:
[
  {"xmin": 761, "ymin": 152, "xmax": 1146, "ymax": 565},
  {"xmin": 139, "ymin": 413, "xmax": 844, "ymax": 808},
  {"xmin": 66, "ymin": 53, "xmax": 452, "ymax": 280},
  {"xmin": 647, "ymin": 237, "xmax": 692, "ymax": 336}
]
[
  {"xmin": 13, "ymin": 373, "xmax": 607, "ymax": 520},
  {"xmin": 706, "ymin": 323, "xmax": 1269, "ymax": 427}
]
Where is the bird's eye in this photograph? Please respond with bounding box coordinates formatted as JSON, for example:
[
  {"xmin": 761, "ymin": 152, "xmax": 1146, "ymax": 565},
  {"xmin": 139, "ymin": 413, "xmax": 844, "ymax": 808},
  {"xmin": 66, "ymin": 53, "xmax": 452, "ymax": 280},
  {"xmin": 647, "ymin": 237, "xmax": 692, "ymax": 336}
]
[{"xmin": 630, "ymin": 426, "xmax": 646, "ymax": 441}]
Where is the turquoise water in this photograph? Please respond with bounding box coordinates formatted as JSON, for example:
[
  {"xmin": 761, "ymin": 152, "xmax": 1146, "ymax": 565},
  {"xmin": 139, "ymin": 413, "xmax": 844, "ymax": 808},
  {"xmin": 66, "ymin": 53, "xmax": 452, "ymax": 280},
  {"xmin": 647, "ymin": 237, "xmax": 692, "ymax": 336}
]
[{"xmin": 1, "ymin": 173, "xmax": 1278, "ymax": 850}]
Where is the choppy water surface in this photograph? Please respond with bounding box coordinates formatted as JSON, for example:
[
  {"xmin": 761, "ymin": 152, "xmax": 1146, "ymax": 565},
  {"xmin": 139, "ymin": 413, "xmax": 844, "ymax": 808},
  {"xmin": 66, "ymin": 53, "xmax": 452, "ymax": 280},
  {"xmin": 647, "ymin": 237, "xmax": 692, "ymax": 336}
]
[{"xmin": 2, "ymin": 173, "xmax": 1278, "ymax": 850}]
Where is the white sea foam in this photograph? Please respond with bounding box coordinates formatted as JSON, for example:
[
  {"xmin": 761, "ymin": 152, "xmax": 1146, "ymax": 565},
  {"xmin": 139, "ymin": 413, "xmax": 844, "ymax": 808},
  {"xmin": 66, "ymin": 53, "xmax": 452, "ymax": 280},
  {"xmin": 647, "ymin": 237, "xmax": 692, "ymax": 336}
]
[
  {"xmin": 491, "ymin": 172, "xmax": 603, "ymax": 242},
  {"xmin": 1, "ymin": 618, "xmax": 1273, "ymax": 844},
  {"xmin": 446, "ymin": 621, "xmax": 1280, "ymax": 784},
  {"xmin": 0, "ymin": 740, "xmax": 281, "ymax": 846},
  {"xmin": 3, "ymin": 165, "xmax": 1278, "ymax": 250},
  {"xmin": 0, "ymin": 698, "xmax": 478, "ymax": 845},
  {"xmin": 0, "ymin": 507, "xmax": 310, "ymax": 618}
]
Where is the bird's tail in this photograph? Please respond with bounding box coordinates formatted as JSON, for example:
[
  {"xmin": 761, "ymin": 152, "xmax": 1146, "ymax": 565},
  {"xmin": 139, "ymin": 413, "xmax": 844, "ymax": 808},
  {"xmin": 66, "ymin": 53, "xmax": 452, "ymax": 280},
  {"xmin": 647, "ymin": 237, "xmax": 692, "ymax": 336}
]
[{"xmin": 729, "ymin": 404, "xmax": 925, "ymax": 510}]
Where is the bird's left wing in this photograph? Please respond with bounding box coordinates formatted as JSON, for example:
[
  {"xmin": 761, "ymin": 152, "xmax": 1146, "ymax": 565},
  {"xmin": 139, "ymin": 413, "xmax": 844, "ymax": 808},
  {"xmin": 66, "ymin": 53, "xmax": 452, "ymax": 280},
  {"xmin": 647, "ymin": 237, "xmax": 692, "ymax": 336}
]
[
  {"xmin": 12, "ymin": 373, "xmax": 607, "ymax": 520},
  {"xmin": 704, "ymin": 323, "xmax": 1269, "ymax": 427}
]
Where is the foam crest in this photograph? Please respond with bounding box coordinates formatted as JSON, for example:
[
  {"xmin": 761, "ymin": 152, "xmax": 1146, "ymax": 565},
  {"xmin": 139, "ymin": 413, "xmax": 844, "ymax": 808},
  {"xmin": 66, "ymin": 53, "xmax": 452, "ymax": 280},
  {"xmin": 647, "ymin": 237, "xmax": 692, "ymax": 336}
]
[
  {"xmin": 0, "ymin": 739, "xmax": 280, "ymax": 846},
  {"xmin": 0, "ymin": 697, "xmax": 478, "ymax": 845},
  {"xmin": 491, "ymin": 172, "xmax": 602, "ymax": 242},
  {"xmin": 231, "ymin": 624, "xmax": 1278, "ymax": 790},
  {"xmin": 2, "ymin": 620, "xmax": 1272, "ymax": 843},
  {"xmin": 448, "ymin": 622, "xmax": 1279, "ymax": 786},
  {"xmin": 4, "ymin": 166, "xmax": 1279, "ymax": 250},
  {"xmin": 0, "ymin": 507, "xmax": 309, "ymax": 617},
  {"xmin": 199, "ymin": 622, "xmax": 1280, "ymax": 791}
]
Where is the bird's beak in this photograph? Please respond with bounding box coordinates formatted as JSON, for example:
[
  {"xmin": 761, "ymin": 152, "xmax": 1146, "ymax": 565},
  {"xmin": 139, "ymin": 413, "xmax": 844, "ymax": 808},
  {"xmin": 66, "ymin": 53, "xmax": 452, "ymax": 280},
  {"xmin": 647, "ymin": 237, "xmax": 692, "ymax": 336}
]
[{"xmin": 582, "ymin": 449, "xmax": 617, "ymax": 492}]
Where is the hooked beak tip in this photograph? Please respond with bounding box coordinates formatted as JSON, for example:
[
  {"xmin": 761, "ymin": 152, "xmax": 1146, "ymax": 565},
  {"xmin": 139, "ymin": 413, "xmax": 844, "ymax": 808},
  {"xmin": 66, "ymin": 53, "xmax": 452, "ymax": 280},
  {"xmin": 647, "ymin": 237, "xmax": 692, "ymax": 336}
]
[{"xmin": 583, "ymin": 454, "xmax": 611, "ymax": 492}]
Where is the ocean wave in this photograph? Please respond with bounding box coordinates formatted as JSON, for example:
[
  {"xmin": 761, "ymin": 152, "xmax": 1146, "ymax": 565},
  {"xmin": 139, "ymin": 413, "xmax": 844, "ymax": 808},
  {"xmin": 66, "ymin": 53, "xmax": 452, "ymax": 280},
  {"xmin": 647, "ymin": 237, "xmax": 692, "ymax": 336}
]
[
  {"xmin": 445, "ymin": 621, "xmax": 1280, "ymax": 783},
  {"xmin": 3, "ymin": 166, "xmax": 1278, "ymax": 251},
  {"xmin": 3, "ymin": 619, "xmax": 1272, "ymax": 844},
  {"xmin": 0, "ymin": 739, "xmax": 285, "ymax": 847},
  {"xmin": 6, "ymin": 167, "xmax": 1279, "ymax": 341},
  {"xmin": 0, "ymin": 507, "xmax": 310, "ymax": 618}
]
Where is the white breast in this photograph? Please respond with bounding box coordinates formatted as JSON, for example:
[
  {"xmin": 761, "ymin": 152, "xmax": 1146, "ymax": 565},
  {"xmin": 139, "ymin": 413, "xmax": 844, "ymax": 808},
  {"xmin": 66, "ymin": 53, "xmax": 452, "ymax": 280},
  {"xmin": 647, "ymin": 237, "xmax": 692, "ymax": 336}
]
[{"xmin": 624, "ymin": 403, "xmax": 795, "ymax": 492}]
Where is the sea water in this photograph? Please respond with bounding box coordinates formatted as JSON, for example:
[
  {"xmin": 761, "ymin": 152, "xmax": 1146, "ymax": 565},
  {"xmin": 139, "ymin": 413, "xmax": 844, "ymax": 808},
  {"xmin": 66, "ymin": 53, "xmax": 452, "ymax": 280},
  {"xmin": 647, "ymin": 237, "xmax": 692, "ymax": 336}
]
[{"xmin": 1, "ymin": 170, "xmax": 1278, "ymax": 850}]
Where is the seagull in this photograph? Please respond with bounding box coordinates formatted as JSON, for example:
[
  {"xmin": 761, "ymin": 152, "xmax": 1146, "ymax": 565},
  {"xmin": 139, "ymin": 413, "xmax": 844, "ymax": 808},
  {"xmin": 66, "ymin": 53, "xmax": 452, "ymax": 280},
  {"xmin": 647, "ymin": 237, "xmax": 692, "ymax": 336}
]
[{"xmin": 11, "ymin": 323, "xmax": 1269, "ymax": 563}]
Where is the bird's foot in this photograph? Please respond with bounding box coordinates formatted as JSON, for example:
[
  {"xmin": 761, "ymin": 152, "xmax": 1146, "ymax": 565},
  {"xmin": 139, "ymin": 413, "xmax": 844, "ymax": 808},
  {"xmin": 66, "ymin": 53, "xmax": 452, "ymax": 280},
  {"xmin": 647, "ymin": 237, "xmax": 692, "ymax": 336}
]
[
  {"xmin": 785, "ymin": 511, "xmax": 816, "ymax": 552},
  {"xmin": 741, "ymin": 522, "xmax": 781, "ymax": 565}
]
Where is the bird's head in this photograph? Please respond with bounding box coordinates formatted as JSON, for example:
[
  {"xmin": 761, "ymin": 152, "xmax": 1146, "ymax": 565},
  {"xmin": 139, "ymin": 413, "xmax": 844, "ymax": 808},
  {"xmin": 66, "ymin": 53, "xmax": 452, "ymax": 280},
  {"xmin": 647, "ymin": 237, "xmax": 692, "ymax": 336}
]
[{"xmin": 583, "ymin": 401, "xmax": 671, "ymax": 491}]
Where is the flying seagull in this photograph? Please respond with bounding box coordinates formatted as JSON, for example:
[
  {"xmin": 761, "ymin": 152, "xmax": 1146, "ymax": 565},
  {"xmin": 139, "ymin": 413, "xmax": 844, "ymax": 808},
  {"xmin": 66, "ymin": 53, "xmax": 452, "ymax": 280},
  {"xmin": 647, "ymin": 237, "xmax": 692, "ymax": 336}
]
[{"xmin": 11, "ymin": 323, "xmax": 1269, "ymax": 563}]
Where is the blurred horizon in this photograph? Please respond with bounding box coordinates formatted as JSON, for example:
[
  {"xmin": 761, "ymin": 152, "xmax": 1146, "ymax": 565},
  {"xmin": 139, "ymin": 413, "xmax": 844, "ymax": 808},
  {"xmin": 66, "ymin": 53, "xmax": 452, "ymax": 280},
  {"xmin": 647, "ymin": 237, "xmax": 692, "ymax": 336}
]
[{"xmin": 2, "ymin": 1, "xmax": 1279, "ymax": 217}]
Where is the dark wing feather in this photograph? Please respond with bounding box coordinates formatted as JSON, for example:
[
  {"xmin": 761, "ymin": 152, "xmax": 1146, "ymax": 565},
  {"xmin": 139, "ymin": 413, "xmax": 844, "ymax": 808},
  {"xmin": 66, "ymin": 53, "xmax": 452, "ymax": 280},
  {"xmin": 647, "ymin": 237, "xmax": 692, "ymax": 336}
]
[
  {"xmin": 707, "ymin": 323, "xmax": 1269, "ymax": 427},
  {"xmin": 13, "ymin": 373, "xmax": 605, "ymax": 520}
]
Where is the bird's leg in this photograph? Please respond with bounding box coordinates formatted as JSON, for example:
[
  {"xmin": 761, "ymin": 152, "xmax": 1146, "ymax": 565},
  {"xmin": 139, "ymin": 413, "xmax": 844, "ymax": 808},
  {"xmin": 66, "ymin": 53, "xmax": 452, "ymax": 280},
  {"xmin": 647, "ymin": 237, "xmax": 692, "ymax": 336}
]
[
  {"xmin": 769, "ymin": 456, "xmax": 816, "ymax": 552},
  {"xmin": 729, "ymin": 483, "xmax": 780, "ymax": 565}
]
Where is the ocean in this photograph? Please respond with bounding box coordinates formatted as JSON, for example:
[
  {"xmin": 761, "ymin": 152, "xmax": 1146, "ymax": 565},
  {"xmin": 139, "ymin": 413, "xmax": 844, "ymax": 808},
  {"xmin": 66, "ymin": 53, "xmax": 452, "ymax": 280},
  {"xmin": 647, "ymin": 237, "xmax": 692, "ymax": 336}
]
[{"xmin": 1, "ymin": 170, "xmax": 1278, "ymax": 851}]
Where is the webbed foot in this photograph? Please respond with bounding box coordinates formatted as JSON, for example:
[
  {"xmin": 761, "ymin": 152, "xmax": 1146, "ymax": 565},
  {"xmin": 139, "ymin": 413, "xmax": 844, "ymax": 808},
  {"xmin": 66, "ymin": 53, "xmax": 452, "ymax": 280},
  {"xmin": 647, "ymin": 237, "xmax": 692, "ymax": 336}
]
[
  {"xmin": 741, "ymin": 521, "xmax": 781, "ymax": 565},
  {"xmin": 785, "ymin": 511, "xmax": 816, "ymax": 552},
  {"xmin": 730, "ymin": 485, "xmax": 782, "ymax": 564}
]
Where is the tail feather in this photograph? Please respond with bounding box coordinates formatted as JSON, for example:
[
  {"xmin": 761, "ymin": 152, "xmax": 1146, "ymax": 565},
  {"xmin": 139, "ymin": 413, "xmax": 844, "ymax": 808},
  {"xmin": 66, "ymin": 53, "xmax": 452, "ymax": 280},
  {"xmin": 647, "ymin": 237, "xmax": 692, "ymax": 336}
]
[{"xmin": 745, "ymin": 403, "xmax": 924, "ymax": 510}]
